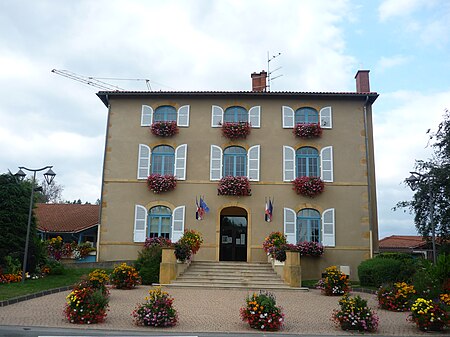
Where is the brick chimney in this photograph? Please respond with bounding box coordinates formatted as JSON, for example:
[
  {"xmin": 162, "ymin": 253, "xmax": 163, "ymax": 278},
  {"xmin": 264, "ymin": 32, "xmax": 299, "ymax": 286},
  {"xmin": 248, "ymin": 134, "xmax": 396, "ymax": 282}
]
[
  {"xmin": 251, "ymin": 71, "xmax": 267, "ymax": 92},
  {"xmin": 355, "ymin": 70, "xmax": 370, "ymax": 93}
]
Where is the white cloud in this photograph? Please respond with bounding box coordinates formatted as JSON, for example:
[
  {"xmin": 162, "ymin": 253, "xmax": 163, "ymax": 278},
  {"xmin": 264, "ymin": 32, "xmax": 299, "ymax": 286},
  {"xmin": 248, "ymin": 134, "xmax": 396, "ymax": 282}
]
[
  {"xmin": 376, "ymin": 55, "xmax": 410, "ymax": 72},
  {"xmin": 378, "ymin": 0, "xmax": 427, "ymax": 21}
]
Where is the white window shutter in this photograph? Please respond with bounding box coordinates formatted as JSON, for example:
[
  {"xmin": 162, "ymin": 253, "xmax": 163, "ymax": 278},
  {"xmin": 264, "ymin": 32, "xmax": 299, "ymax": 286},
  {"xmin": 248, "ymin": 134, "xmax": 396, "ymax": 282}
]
[
  {"xmin": 322, "ymin": 208, "xmax": 335, "ymax": 247},
  {"xmin": 177, "ymin": 105, "xmax": 190, "ymax": 127},
  {"xmin": 210, "ymin": 145, "xmax": 223, "ymax": 181},
  {"xmin": 133, "ymin": 205, "xmax": 147, "ymax": 242},
  {"xmin": 141, "ymin": 105, "xmax": 153, "ymax": 126},
  {"xmin": 320, "ymin": 146, "xmax": 333, "ymax": 182},
  {"xmin": 283, "ymin": 145, "xmax": 296, "ymax": 182},
  {"xmin": 174, "ymin": 144, "xmax": 187, "ymax": 180},
  {"xmin": 248, "ymin": 106, "xmax": 261, "ymax": 128},
  {"xmin": 247, "ymin": 145, "xmax": 260, "ymax": 181},
  {"xmin": 171, "ymin": 206, "xmax": 185, "ymax": 242},
  {"xmin": 137, "ymin": 144, "xmax": 151, "ymax": 179},
  {"xmin": 284, "ymin": 208, "xmax": 297, "ymax": 244},
  {"xmin": 282, "ymin": 106, "xmax": 295, "ymax": 128},
  {"xmin": 320, "ymin": 106, "xmax": 332, "ymax": 129},
  {"xmin": 211, "ymin": 105, "xmax": 224, "ymax": 127}
]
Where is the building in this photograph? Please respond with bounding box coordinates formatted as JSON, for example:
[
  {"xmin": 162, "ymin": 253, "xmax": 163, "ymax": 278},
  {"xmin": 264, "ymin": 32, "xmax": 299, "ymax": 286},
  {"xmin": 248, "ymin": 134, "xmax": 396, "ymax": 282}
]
[
  {"xmin": 35, "ymin": 203, "xmax": 99, "ymax": 246},
  {"xmin": 379, "ymin": 235, "xmax": 437, "ymax": 259},
  {"xmin": 96, "ymin": 70, "xmax": 378, "ymax": 280}
]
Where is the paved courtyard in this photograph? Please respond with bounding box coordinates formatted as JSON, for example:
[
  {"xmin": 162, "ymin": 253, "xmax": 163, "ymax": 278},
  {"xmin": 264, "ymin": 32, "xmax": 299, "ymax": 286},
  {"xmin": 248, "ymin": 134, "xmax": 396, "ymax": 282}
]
[{"xmin": 0, "ymin": 287, "xmax": 429, "ymax": 335}]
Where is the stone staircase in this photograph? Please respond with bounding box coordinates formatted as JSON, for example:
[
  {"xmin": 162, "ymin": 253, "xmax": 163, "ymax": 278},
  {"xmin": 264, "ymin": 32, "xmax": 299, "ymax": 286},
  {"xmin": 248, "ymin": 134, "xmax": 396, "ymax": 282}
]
[{"xmin": 167, "ymin": 261, "xmax": 306, "ymax": 290}]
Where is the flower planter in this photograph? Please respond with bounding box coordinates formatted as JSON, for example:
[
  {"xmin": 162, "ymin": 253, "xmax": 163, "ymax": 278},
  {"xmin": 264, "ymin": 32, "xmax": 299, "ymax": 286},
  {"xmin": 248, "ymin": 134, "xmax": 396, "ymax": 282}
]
[
  {"xmin": 150, "ymin": 121, "xmax": 179, "ymax": 137},
  {"xmin": 293, "ymin": 123, "xmax": 322, "ymax": 138},
  {"xmin": 147, "ymin": 174, "xmax": 177, "ymax": 194},
  {"xmin": 292, "ymin": 176, "xmax": 324, "ymax": 198},
  {"xmin": 218, "ymin": 176, "xmax": 251, "ymax": 196},
  {"xmin": 221, "ymin": 122, "xmax": 251, "ymax": 140}
]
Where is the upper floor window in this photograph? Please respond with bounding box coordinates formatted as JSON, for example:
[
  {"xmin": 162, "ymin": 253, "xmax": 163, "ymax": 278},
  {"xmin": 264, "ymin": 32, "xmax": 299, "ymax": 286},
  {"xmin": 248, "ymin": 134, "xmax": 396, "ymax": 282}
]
[
  {"xmin": 283, "ymin": 145, "xmax": 333, "ymax": 182},
  {"xmin": 210, "ymin": 144, "xmax": 260, "ymax": 181},
  {"xmin": 296, "ymin": 147, "xmax": 319, "ymax": 177},
  {"xmin": 224, "ymin": 106, "xmax": 248, "ymax": 123},
  {"xmin": 297, "ymin": 209, "xmax": 321, "ymax": 243},
  {"xmin": 137, "ymin": 144, "xmax": 187, "ymax": 180},
  {"xmin": 223, "ymin": 146, "xmax": 247, "ymax": 177},
  {"xmin": 154, "ymin": 105, "xmax": 177, "ymax": 122},
  {"xmin": 282, "ymin": 106, "xmax": 332, "ymax": 129},
  {"xmin": 151, "ymin": 145, "xmax": 175, "ymax": 175},
  {"xmin": 295, "ymin": 107, "xmax": 319, "ymax": 124},
  {"xmin": 148, "ymin": 206, "xmax": 172, "ymax": 238},
  {"xmin": 141, "ymin": 105, "xmax": 190, "ymax": 127},
  {"xmin": 211, "ymin": 105, "xmax": 261, "ymax": 128}
]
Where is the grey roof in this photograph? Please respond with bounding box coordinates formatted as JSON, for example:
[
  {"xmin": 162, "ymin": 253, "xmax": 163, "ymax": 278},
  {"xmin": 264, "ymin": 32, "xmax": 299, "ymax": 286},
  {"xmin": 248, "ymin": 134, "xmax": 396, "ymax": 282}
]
[{"xmin": 96, "ymin": 90, "xmax": 378, "ymax": 107}]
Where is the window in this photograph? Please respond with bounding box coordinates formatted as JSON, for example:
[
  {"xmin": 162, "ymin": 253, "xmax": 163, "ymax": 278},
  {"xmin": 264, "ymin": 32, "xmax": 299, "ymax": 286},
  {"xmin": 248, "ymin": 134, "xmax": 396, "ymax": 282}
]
[
  {"xmin": 134, "ymin": 205, "xmax": 185, "ymax": 242},
  {"xmin": 283, "ymin": 145, "xmax": 333, "ymax": 182},
  {"xmin": 296, "ymin": 147, "xmax": 319, "ymax": 177},
  {"xmin": 151, "ymin": 145, "xmax": 175, "ymax": 175},
  {"xmin": 148, "ymin": 206, "xmax": 172, "ymax": 238},
  {"xmin": 295, "ymin": 107, "xmax": 318, "ymax": 124},
  {"xmin": 284, "ymin": 207, "xmax": 335, "ymax": 246},
  {"xmin": 210, "ymin": 145, "xmax": 260, "ymax": 181},
  {"xmin": 211, "ymin": 105, "xmax": 261, "ymax": 128},
  {"xmin": 224, "ymin": 106, "xmax": 248, "ymax": 123},
  {"xmin": 282, "ymin": 106, "xmax": 332, "ymax": 128},
  {"xmin": 137, "ymin": 144, "xmax": 187, "ymax": 180},
  {"xmin": 223, "ymin": 146, "xmax": 247, "ymax": 176},
  {"xmin": 154, "ymin": 105, "xmax": 177, "ymax": 122},
  {"xmin": 141, "ymin": 105, "xmax": 190, "ymax": 127},
  {"xmin": 297, "ymin": 209, "xmax": 321, "ymax": 242}
]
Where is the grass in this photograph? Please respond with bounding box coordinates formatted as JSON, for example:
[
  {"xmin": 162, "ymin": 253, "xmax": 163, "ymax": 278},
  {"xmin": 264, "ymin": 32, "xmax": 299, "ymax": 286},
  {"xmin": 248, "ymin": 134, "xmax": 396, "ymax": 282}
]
[{"xmin": 0, "ymin": 267, "xmax": 106, "ymax": 301}]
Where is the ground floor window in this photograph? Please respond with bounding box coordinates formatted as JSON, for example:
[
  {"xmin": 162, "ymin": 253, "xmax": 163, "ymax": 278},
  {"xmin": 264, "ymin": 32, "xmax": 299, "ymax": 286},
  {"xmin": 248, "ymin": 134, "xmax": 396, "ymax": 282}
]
[
  {"xmin": 148, "ymin": 206, "xmax": 171, "ymax": 238},
  {"xmin": 297, "ymin": 208, "xmax": 321, "ymax": 242}
]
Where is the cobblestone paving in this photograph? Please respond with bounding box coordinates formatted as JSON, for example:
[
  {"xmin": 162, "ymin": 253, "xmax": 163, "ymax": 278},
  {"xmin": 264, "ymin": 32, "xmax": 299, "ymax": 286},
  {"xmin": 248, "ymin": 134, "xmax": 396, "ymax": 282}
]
[{"xmin": 0, "ymin": 287, "xmax": 427, "ymax": 335}]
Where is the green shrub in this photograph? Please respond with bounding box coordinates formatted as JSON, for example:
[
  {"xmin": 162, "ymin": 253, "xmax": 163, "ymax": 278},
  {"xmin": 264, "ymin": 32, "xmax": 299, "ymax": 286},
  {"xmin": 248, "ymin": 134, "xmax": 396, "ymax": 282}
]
[
  {"xmin": 134, "ymin": 246, "xmax": 162, "ymax": 285},
  {"xmin": 412, "ymin": 255, "xmax": 450, "ymax": 299},
  {"xmin": 46, "ymin": 259, "xmax": 65, "ymax": 275},
  {"xmin": 358, "ymin": 258, "xmax": 402, "ymax": 287}
]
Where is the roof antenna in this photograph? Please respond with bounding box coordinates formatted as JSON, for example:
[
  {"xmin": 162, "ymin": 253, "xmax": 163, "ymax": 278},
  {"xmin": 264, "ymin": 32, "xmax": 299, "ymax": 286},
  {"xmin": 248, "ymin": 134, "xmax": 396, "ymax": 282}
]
[{"xmin": 267, "ymin": 52, "xmax": 283, "ymax": 91}]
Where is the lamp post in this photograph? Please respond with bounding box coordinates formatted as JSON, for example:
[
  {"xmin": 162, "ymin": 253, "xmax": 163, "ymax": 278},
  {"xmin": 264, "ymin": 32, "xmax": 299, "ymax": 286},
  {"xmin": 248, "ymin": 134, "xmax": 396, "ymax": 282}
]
[
  {"xmin": 15, "ymin": 166, "xmax": 56, "ymax": 284},
  {"xmin": 406, "ymin": 171, "xmax": 436, "ymax": 264}
]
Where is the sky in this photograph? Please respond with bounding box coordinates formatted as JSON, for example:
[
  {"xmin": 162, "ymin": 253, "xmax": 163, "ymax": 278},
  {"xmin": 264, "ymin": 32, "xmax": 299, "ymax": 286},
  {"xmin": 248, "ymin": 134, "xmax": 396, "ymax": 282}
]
[{"xmin": 1, "ymin": 0, "xmax": 449, "ymax": 239}]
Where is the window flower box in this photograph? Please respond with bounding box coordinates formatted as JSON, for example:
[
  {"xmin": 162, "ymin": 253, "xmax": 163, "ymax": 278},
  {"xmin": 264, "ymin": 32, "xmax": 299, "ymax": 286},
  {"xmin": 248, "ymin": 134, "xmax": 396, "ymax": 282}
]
[
  {"xmin": 150, "ymin": 121, "xmax": 179, "ymax": 137},
  {"xmin": 292, "ymin": 176, "xmax": 324, "ymax": 198},
  {"xmin": 221, "ymin": 121, "xmax": 251, "ymax": 140},
  {"xmin": 218, "ymin": 176, "xmax": 251, "ymax": 196},
  {"xmin": 147, "ymin": 173, "xmax": 177, "ymax": 194},
  {"xmin": 293, "ymin": 123, "xmax": 322, "ymax": 138}
]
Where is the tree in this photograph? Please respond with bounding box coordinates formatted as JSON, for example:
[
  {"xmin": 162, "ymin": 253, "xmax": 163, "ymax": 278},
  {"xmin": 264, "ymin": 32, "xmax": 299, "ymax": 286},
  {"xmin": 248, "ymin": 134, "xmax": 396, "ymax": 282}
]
[
  {"xmin": 0, "ymin": 173, "xmax": 42, "ymax": 272},
  {"xmin": 396, "ymin": 110, "xmax": 450, "ymax": 244},
  {"xmin": 35, "ymin": 179, "xmax": 64, "ymax": 203}
]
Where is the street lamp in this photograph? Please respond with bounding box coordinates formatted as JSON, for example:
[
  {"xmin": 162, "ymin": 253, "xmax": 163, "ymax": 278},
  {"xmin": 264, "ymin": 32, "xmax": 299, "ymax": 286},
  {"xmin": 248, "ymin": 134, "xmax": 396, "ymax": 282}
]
[
  {"xmin": 406, "ymin": 171, "xmax": 436, "ymax": 264},
  {"xmin": 14, "ymin": 166, "xmax": 56, "ymax": 283}
]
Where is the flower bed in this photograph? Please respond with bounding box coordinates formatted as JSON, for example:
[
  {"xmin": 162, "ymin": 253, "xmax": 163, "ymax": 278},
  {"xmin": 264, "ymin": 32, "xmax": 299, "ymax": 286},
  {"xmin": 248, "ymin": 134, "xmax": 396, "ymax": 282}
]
[
  {"xmin": 332, "ymin": 294, "xmax": 379, "ymax": 332},
  {"xmin": 132, "ymin": 286, "xmax": 178, "ymax": 327},
  {"xmin": 377, "ymin": 282, "xmax": 415, "ymax": 311},
  {"xmin": 316, "ymin": 266, "xmax": 349, "ymax": 296},
  {"xmin": 218, "ymin": 176, "xmax": 251, "ymax": 196},
  {"xmin": 110, "ymin": 263, "xmax": 141, "ymax": 289},
  {"xmin": 64, "ymin": 285, "xmax": 109, "ymax": 324},
  {"xmin": 240, "ymin": 291, "xmax": 284, "ymax": 331},
  {"xmin": 144, "ymin": 237, "xmax": 172, "ymax": 249},
  {"xmin": 150, "ymin": 121, "xmax": 179, "ymax": 137},
  {"xmin": 409, "ymin": 298, "xmax": 449, "ymax": 331},
  {"xmin": 221, "ymin": 121, "xmax": 251, "ymax": 140},
  {"xmin": 292, "ymin": 176, "xmax": 324, "ymax": 198},
  {"xmin": 147, "ymin": 173, "xmax": 177, "ymax": 194},
  {"xmin": 274, "ymin": 242, "xmax": 324, "ymax": 262},
  {"xmin": 293, "ymin": 123, "xmax": 322, "ymax": 138}
]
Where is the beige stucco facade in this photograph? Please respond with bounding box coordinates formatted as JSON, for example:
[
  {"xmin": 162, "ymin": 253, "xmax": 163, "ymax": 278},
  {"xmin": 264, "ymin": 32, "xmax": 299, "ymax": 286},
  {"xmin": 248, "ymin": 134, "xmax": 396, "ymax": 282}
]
[{"xmin": 97, "ymin": 78, "xmax": 379, "ymax": 281}]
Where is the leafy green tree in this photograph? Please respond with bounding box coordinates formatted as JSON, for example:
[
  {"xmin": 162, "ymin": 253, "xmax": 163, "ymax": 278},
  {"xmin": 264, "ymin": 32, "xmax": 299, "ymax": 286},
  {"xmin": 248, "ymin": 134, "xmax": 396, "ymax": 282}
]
[
  {"xmin": 396, "ymin": 110, "xmax": 450, "ymax": 244},
  {"xmin": 0, "ymin": 173, "xmax": 42, "ymax": 272}
]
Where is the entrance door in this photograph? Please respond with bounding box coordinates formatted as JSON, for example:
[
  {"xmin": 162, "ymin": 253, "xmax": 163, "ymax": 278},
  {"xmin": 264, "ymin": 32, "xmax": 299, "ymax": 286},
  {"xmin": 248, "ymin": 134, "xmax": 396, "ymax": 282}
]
[{"xmin": 220, "ymin": 215, "xmax": 247, "ymax": 261}]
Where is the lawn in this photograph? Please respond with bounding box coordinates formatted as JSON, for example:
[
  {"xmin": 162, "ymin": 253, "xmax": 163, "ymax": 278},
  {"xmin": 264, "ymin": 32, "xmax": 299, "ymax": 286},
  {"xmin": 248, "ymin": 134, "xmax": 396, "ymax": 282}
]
[{"xmin": 0, "ymin": 267, "xmax": 106, "ymax": 301}]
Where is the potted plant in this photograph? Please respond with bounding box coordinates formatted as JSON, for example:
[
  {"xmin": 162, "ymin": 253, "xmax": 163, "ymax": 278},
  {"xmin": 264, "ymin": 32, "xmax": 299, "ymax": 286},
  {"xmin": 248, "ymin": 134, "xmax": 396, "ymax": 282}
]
[
  {"xmin": 377, "ymin": 282, "xmax": 416, "ymax": 311},
  {"xmin": 218, "ymin": 176, "xmax": 251, "ymax": 196},
  {"xmin": 147, "ymin": 174, "xmax": 177, "ymax": 194},
  {"xmin": 316, "ymin": 265, "xmax": 350, "ymax": 296},
  {"xmin": 240, "ymin": 290, "xmax": 284, "ymax": 331},
  {"xmin": 292, "ymin": 176, "xmax": 324, "ymax": 198},
  {"xmin": 221, "ymin": 121, "xmax": 251, "ymax": 140},
  {"xmin": 262, "ymin": 232, "xmax": 287, "ymax": 260},
  {"xmin": 332, "ymin": 294, "xmax": 379, "ymax": 332},
  {"xmin": 409, "ymin": 298, "xmax": 449, "ymax": 331},
  {"xmin": 110, "ymin": 263, "xmax": 141, "ymax": 289},
  {"xmin": 150, "ymin": 121, "xmax": 179, "ymax": 137},
  {"xmin": 64, "ymin": 284, "xmax": 109, "ymax": 324},
  {"xmin": 132, "ymin": 286, "xmax": 178, "ymax": 327},
  {"xmin": 293, "ymin": 123, "xmax": 322, "ymax": 138}
]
